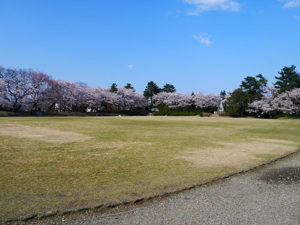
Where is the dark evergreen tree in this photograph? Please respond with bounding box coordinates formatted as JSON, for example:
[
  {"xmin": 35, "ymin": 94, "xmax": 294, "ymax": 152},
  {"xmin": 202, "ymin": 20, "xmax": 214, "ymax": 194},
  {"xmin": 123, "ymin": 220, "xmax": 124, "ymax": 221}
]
[
  {"xmin": 226, "ymin": 74, "xmax": 267, "ymax": 117},
  {"xmin": 225, "ymin": 88, "xmax": 247, "ymax": 117},
  {"xmin": 275, "ymin": 65, "xmax": 300, "ymax": 93},
  {"xmin": 143, "ymin": 81, "xmax": 161, "ymax": 106},
  {"xmin": 220, "ymin": 90, "xmax": 226, "ymax": 99},
  {"xmin": 162, "ymin": 83, "xmax": 176, "ymax": 93},
  {"xmin": 110, "ymin": 83, "xmax": 118, "ymax": 93},
  {"xmin": 124, "ymin": 83, "xmax": 135, "ymax": 91},
  {"xmin": 241, "ymin": 74, "xmax": 267, "ymax": 102}
]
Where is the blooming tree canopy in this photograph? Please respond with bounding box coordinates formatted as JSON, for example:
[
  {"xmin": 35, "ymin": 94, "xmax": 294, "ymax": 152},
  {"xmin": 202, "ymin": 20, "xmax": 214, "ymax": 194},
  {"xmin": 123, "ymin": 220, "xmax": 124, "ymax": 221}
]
[
  {"xmin": 153, "ymin": 92, "xmax": 220, "ymax": 110},
  {"xmin": 248, "ymin": 87, "xmax": 300, "ymax": 116},
  {"xmin": 0, "ymin": 67, "xmax": 146, "ymax": 113},
  {"xmin": 1, "ymin": 65, "xmax": 299, "ymax": 117}
]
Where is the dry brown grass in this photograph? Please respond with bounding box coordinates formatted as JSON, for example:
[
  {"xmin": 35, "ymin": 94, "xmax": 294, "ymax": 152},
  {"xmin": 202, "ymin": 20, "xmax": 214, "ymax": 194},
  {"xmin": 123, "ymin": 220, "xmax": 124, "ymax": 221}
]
[
  {"xmin": 0, "ymin": 123, "xmax": 91, "ymax": 143},
  {"xmin": 178, "ymin": 139, "xmax": 296, "ymax": 170},
  {"xmin": 91, "ymin": 141, "xmax": 153, "ymax": 149}
]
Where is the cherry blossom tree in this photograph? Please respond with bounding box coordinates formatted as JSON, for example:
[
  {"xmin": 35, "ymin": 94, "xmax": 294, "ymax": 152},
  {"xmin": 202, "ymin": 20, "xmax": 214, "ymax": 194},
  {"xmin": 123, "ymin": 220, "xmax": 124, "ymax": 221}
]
[
  {"xmin": 289, "ymin": 88, "xmax": 300, "ymax": 105},
  {"xmin": 0, "ymin": 67, "xmax": 7, "ymax": 109},
  {"xmin": 271, "ymin": 92, "xmax": 298, "ymax": 114},
  {"xmin": 27, "ymin": 71, "xmax": 52, "ymax": 111},
  {"xmin": 116, "ymin": 88, "xmax": 146, "ymax": 111},
  {"xmin": 153, "ymin": 92, "xmax": 193, "ymax": 108},
  {"xmin": 105, "ymin": 88, "xmax": 146, "ymax": 112},
  {"xmin": 92, "ymin": 87, "xmax": 110, "ymax": 112},
  {"xmin": 0, "ymin": 78, "xmax": 7, "ymax": 110},
  {"xmin": 153, "ymin": 92, "xmax": 220, "ymax": 111},
  {"xmin": 193, "ymin": 93, "xmax": 220, "ymax": 110},
  {"xmin": 0, "ymin": 68, "xmax": 32, "ymax": 111},
  {"xmin": 248, "ymin": 87, "xmax": 300, "ymax": 116},
  {"xmin": 54, "ymin": 80, "xmax": 81, "ymax": 112}
]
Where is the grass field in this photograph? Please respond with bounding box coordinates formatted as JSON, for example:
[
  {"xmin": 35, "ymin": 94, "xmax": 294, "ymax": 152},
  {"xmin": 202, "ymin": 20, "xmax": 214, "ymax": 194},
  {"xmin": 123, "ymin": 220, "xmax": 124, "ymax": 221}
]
[{"xmin": 0, "ymin": 116, "xmax": 300, "ymax": 220}]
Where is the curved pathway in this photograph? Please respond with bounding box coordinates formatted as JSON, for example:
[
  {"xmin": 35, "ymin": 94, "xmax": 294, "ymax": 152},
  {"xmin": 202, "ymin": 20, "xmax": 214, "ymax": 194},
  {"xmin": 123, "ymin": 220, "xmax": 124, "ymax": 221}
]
[{"xmin": 33, "ymin": 153, "xmax": 300, "ymax": 225}]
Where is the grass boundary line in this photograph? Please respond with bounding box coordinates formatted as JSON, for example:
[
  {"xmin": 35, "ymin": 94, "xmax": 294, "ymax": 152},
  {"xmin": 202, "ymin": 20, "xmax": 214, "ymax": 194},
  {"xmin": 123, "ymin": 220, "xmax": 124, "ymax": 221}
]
[{"xmin": 3, "ymin": 148, "xmax": 300, "ymax": 224}]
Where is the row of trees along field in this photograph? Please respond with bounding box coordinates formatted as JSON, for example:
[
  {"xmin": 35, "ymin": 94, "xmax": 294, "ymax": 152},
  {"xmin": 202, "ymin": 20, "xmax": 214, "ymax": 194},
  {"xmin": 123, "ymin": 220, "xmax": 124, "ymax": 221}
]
[
  {"xmin": 0, "ymin": 67, "xmax": 146, "ymax": 114},
  {"xmin": 225, "ymin": 65, "xmax": 300, "ymax": 118},
  {"xmin": 0, "ymin": 65, "xmax": 299, "ymax": 117},
  {"xmin": 146, "ymin": 65, "xmax": 300, "ymax": 117}
]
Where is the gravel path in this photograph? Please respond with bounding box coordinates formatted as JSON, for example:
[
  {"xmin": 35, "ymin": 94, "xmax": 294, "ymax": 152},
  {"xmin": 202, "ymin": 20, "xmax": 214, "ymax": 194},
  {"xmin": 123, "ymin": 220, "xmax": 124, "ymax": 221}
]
[{"xmin": 32, "ymin": 153, "xmax": 300, "ymax": 225}]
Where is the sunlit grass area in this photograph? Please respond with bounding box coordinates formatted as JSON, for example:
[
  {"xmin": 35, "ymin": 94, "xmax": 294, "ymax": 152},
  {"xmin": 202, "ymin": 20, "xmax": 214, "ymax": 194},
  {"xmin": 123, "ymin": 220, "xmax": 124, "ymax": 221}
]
[{"xmin": 0, "ymin": 116, "xmax": 300, "ymax": 220}]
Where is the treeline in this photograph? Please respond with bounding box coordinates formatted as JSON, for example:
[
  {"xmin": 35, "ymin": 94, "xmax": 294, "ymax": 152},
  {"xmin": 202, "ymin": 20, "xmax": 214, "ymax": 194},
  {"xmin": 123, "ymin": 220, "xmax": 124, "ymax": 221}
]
[
  {"xmin": 0, "ymin": 66, "xmax": 221, "ymax": 115},
  {"xmin": 152, "ymin": 92, "xmax": 220, "ymax": 116},
  {"xmin": 147, "ymin": 65, "xmax": 300, "ymax": 118},
  {"xmin": 224, "ymin": 65, "xmax": 300, "ymax": 117},
  {"xmin": 142, "ymin": 81, "xmax": 220, "ymax": 116},
  {"xmin": 0, "ymin": 65, "xmax": 299, "ymax": 118},
  {"xmin": 0, "ymin": 67, "xmax": 146, "ymax": 114}
]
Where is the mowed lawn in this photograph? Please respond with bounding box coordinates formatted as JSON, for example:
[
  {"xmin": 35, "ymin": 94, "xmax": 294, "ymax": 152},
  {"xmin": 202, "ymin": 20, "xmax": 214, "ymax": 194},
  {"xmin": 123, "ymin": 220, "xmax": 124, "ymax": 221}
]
[{"xmin": 0, "ymin": 116, "xmax": 300, "ymax": 220}]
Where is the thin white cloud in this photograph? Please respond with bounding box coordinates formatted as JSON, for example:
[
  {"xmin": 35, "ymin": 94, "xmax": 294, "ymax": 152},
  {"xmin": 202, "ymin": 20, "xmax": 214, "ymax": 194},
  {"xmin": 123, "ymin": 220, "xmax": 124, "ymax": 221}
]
[
  {"xmin": 192, "ymin": 34, "xmax": 212, "ymax": 47},
  {"xmin": 294, "ymin": 15, "xmax": 300, "ymax": 20},
  {"xmin": 282, "ymin": 0, "xmax": 300, "ymax": 8},
  {"xmin": 184, "ymin": 0, "xmax": 241, "ymax": 15},
  {"xmin": 128, "ymin": 64, "xmax": 134, "ymax": 70}
]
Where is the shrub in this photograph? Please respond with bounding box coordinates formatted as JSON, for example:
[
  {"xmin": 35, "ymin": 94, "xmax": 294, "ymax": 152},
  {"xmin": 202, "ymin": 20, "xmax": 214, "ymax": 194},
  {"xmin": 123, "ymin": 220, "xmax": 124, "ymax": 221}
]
[{"xmin": 153, "ymin": 104, "xmax": 203, "ymax": 116}]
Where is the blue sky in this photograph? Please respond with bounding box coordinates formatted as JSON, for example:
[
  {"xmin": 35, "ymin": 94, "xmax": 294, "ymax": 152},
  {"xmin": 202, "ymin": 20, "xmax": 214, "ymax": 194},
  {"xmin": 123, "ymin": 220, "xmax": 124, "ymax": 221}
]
[{"xmin": 0, "ymin": 0, "xmax": 300, "ymax": 94}]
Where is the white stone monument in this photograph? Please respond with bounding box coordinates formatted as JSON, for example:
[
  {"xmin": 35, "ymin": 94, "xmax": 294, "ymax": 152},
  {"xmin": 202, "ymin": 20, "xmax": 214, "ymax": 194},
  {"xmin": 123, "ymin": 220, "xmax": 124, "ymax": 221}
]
[{"xmin": 217, "ymin": 99, "xmax": 225, "ymax": 112}]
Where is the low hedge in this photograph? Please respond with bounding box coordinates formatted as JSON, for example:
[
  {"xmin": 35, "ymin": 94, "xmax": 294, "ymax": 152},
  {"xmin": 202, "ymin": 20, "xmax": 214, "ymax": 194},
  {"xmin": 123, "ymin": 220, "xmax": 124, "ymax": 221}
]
[
  {"xmin": 0, "ymin": 110, "xmax": 147, "ymax": 117},
  {"xmin": 153, "ymin": 111, "xmax": 202, "ymax": 116},
  {"xmin": 152, "ymin": 105, "xmax": 203, "ymax": 116}
]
